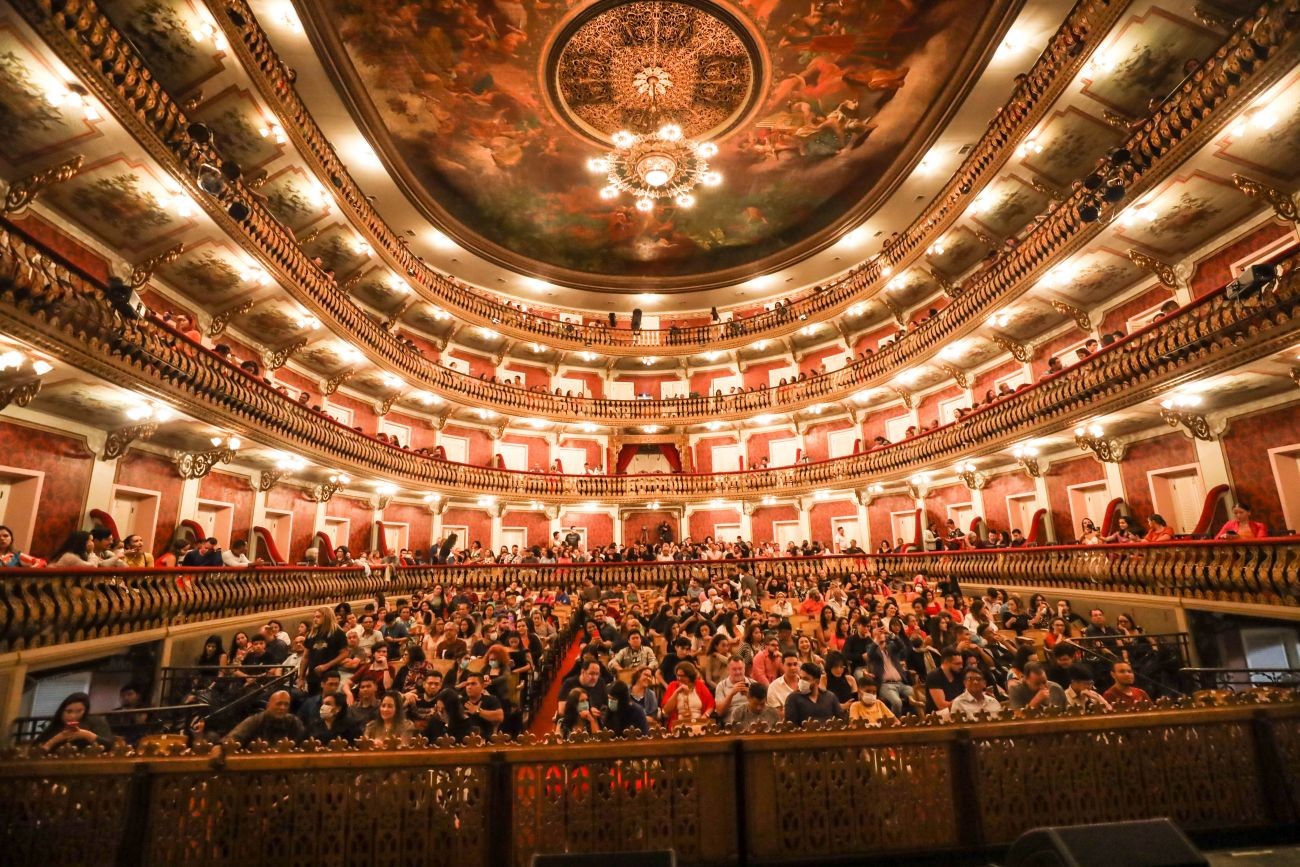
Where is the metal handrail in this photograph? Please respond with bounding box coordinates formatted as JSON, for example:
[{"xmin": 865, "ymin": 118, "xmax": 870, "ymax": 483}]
[{"xmin": 9, "ymin": 703, "xmax": 210, "ymax": 744}]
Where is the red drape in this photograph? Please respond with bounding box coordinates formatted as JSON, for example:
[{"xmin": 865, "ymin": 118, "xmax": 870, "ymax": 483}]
[
  {"xmin": 661, "ymin": 444, "xmax": 682, "ymax": 472},
  {"xmin": 615, "ymin": 444, "xmax": 638, "ymax": 474}
]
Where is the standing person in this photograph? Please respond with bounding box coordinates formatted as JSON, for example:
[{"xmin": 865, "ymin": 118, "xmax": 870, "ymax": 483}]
[{"xmin": 299, "ymin": 606, "xmax": 349, "ymax": 695}]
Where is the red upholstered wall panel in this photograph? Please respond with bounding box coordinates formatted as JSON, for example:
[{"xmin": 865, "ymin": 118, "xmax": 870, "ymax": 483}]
[
  {"xmin": 742, "ymin": 360, "xmax": 789, "ymax": 389},
  {"xmin": 692, "ymin": 434, "xmax": 740, "ymax": 473},
  {"xmin": 1222, "ymin": 401, "xmax": 1300, "ymax": 534},
  {"xmin": 1102, "ymin": 284, "xmax": 1174, "ymax": 335},
  {"xmin": 927, "ymin": 483, "xmax": 975, "ymax": 526},
  {"xmin": 0, "ymin": 419, "xmax": 94, "ymax": 558},
  {"xmin": 1190, "ymin": 221, "xmax": 1295, "ymax": 297},
  {"xmin": 1046, "ymin": 456, "xmax": 1105, "ymax": 541},
  {"xmin": 324, "ymin": 391, "xmax": 378, "ymax": 433},
  {"xmin": 980, "ymin": 471, "xmax": 1036, "ymax": 533},
  {"xmin": 810, "ymin": 499, "xmax": 858, "ymax": 543},
  {"xmin": 804, "ymin": 420, "xmax": 854, "ymax": 462},
  {"xmin": 971, "ymin": 360, "xmax": 1024, "ymax": 399},
  {"xmin": 624, "ymin": 510, "xmax": 677, "ymax": 546},
  {"xmin": 1118, "ymin": 433, "xmax": 1196, "ymax": 521},
  {"xmin": 502, "ymin": 510, "xmax": 550, "ymax": 550},
  {"xmin": 447, "ymin": 349, "xmax": 495, "ymax": 378},
  {"xmin": 917, "ymin": 385, "xmax": 963, "ymax": 427},
  {"xmin": 325, "ymin": 494, "xmax": 377, "ymax": 554},
  {"xmin": 440, "ymin": 508, "xmax": 492, "ymax": 550},
  {"xmin": 266, "ymin": 484, "xmax": 321, "ymax": 563},
  {"xmin": 558, "ymin": 369, "xmax": 604, "ymax": 399},
  {"xmin": 442, "ymin": 425, "xmax": 494, "ymax": 466},
  {"xmin": 866, "ymin": 494, "xmax": 916, "ymax": 547},
  {"xmin": 746, "ymin": 428, "xmax": 798, "ymax": 466},
  {"xmin": 561, "ymin": 511, "xmax": 613, "ymax": 549},
  {"xmin": 11, "ymin": 213, "xmax": 111, "ymax": 283},
  {"xmin": 751, "ymin": 505, "xmax": 798, "ymax": 544},
  {"xmin": 382, "ymin": 410, "xmax": 428, "ymax": 450},
  {"xmin": 1033, "ymin": 329, "xmax": 1087, "ymax": 378},
  {"xmin": 559, "ymin": 438, "xmax": 604, "ymax": 471},
  {"xmin": 198, "ymin": 470, "xmax": 255, "ymax": 547},
  {"xmin": 500, "ymin": 434, "xmax": 550, "ymax": 470},
  {"xmin": 689, "ymin": 508, "xmax": 741, "ymax": 541},
  {"xmin": 502, "ymin": 362, "xmax": 550, "ymax": 390},
  {"xmin": 115, "ymin": 450, "xmax": 183, "ymax": 552},
  {"xmin": 383, "ymin": 502, "xmax": 435, "ymax": 553}
]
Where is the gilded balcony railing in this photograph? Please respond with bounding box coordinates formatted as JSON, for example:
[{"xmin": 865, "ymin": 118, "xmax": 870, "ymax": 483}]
[
  {"xmin": 202, "ymin": 0, "xmax": 1130, "ymax": 352},
  {"xmin": 12, "ymin": 0, "xmax": 1296, "ymax": 425},
  {"xmin": 2, "ymin": 212, "xmax": 1299, "ymax": 504},
  {"xmin": 2, "ymin": 541, "xmax": 1296, "ymax": 653},
  {"xmin": 1, "ymin": 701, "xmax": 1297, "ymax": 866}
]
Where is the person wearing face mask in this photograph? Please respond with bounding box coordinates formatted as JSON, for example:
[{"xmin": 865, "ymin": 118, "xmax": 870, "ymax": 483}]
[
  {"xmin": 558, "ymin": 688, "xmax": 601, "ymax": 737},
  {"xmin": 784, "ymin": 662, "xmax": 847, "ymax": 727},
  {"xmin": 304, "ymin": 690, "xmax": 360, "ymax": 743},
  {"xmin": 848, "ymin": 676, "xmax": 897, "ymax": 726},
  {"xmin": 604, "ymin": 680, "xmax": 649, "ymax": 735}
]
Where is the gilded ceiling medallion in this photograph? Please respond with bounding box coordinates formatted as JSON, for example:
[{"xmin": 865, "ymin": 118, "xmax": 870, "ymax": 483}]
[{"xmin": 551, "ymin": 0, "xmax": 762, "ymax": 144}]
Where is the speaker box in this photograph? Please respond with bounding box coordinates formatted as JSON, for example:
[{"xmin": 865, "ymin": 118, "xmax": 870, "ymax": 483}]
[
  {"xmin": 631, "ymin": 308, "xmax": 643, "ymax": 331},
  {"xmin": 531, "ymin": 852, "xmax": 674, "ymax": 867},
  {"xmin": 1006, "ymin": 819, "xmax": 1206, "ymax": 867},
  {"xmin": 1226, "ymin": 263, "xmax": 1277, "ymax": 300}
]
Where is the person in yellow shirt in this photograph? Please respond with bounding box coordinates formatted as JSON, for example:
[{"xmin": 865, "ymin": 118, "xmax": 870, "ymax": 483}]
[{"xmin": 847, "ymin": 676, "xmax": 898, "ymax": 726}]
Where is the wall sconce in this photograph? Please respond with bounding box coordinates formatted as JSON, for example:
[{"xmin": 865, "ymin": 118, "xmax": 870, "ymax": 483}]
[
  {"xmin": 1011, "ymin": 443, "xmax": 1042, "ymax": 478},
  {"xmin": 906, "ymin": 474, "xmax": 930, "ymax": 500},
  {"xmin": 1159, "ymin": 394, "xmax": 1220, "ymax": 441},
  {"xmin": 955, "ymin": 461, "xmax": 988, "ymax": 490},
  {"xmin": 176, "ymin": 435, "xmax": 241, "ymax": 479},
  {"xmin": 309, "ymin": 472, "xmax": 352, "ymax": 503},
  {"xmin": 1074, "ymin": 424, "xmax": 1125, "ymax": 463}
]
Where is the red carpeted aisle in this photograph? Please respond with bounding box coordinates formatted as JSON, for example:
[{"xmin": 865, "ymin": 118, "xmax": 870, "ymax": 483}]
[{"xmin": 529, "ymin": 635, "xmax": 582, "ymax": 735}]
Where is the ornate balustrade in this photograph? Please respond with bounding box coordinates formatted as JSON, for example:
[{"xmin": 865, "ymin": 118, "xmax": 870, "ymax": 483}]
[
  {"xmin": 3, "ymin": 541, "xmax": 1297, "ymax": 654},
  {"xmin": 3, "ymin": 209, "xmax": 1300, "ymax": 503},
  {"xmin": 12, "ymin": 0, "xmax": 1297, "ymax": 425},
  {"xmin": 1, "ymin": 701, "xmax": 1297, "ymax": 866},
  {"xmin": 204, "ymin": 0, "xmax": 1127, "ymax": 353}
]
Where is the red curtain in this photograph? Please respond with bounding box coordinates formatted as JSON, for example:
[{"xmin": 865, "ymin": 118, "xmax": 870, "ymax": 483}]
[
  {"xmin": 615, "ymin": 444, "xmax": 639, "ymax": 474},
  {"xmin": 661, "ymin": 444, "xmax": 682, "ymax": 473}
]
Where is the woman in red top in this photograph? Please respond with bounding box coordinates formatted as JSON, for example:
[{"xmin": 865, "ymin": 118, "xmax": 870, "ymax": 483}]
[
  {"xmin": 1215, "ymin": 503, "xmax": 1268, "ymax": 540},
  {"xmin": 661, "ymin": 662, "xmax": 715, "ymax": 730},
  {"xmin": 1142, "ymin": 514, "xmax": 1175, "ymax": 543}
]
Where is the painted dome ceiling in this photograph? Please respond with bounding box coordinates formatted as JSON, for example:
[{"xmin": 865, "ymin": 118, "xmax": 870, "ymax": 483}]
[{"xmin": 307, "ymin": 0, "xmax": 1015, "ymax": 290}]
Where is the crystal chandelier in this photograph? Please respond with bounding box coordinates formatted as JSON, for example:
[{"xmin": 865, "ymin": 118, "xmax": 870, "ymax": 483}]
[{"xmin": 587, "ymin": 124, "xmax": 721, "ymax": 211}]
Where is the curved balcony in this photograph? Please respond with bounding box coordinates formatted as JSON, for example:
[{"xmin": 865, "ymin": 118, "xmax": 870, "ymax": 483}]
[
  {"xmin": 3, "ymin": 218, "xmax": 1300, "ymax": 503},
  {"xmin": 17, "ymin": 0, "xmax": 1297, "ymax": 422},
  {"xmin": 202, "ymin": 0, "xmax": 1126, "ymax": 353},
  {"xmin": 3, "ymin": 541, "xmax": 1297, "ymax": 654}
]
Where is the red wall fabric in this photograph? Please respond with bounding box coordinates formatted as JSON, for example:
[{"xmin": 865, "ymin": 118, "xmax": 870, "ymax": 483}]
[
  {"xmin": 382, "ymin": 502, "xmax": 435, "ymax": 553},
  {"xmin": 745, "ymin": 429, "xmax": 798, "ymax": 467},
  {"xmin": 809, "ymin": 499, "xmax": 858, "ymax": 543},
  {"xmin": 689, "ymin": 508, "xmax": 741, "ymax": 541},
  {"xmin": 502, "ymin": 362, "xmax": 551, "ymax": 390},
  {"xmin": 115, "ymin": 450, "xmax": 183, "ymax": 553},
  {"xmin": 1118, "ymin": 433, "xmax": 1197, "ymax": 521},
  {"xmin": 325, "ymin": 494, "xmax": 377, "ymax": 553},
  {"xmin": 971, "ymin": 360, "xmax": 1024, "ymax": 399},
  {"xmin": 440, "ymin": 507, "xmax": 492, "ymax": 549},
  {"xmin": 11, "ymin": 213, "xmax": 112, "ymax": 283},
  {"xmin": 266, "ymin": 484, "xmax": 321, "ymax": 563},
  {"xmin": 624, "ymin": 510, "xmax": 677, "ymax": 545},
  {"xmin": 557, "ymin": 369, "xmax": 604, "ymax": 399},
  {"xmin": 325, "ymin": 390, "xmax": 379, "ymax": 432},
  {"xmin": 442, "ymin": 425, "xmax": 494, "ymax": 466},
  {"xmin": 867, "ymin": 494, "xmax": 916, "ymax": 547},
  {"xmin": 0, "ymin": 419, "xmax": 95, "ymax": 558},
  {"xmin": 1222, "ymin": 402, "xmax": 1300, "ymax": 534},
  {"xmin": 917, "ymin": 385, "xmax": 963, "ymax": 427},
  {"xmin": 501, "ymin": 510, "xmax": 550, "ymax": 549},
  {"xmin": 1101, "ymin": 284, "xmax": 1175, "ymax": 335},
  {"xmin": 198, "ymin": 470, "xmax": 256, "ymax": 547},
  {"xmin": 1190, "ymin": 221, "xmax": 1295, "ymax": 297},
  {"xmin": 980, "ymin": 470, "xmax": 1037, "ymax": 533},
  {"xmin": 926, "ymin": 483, "xmax": 975, "ymax": 527},
  {"xmin": 614, "ymin": 373, "xmax": 683, "ymax": 399},
  {"xmin": 803, "ymin": 420, "xmax": 855, "ymax": 462},
  {"xmin": 1045, "ymin": 456, "xmax": 1106, "ymax": 541},
  {"xmin": 558, "ymin": 438, "xmax": 604, "ymax": 471},
  {"xmin": 500, "ymin": 434, "xmax": 550, "ymax": 470},
  {"xmin": 751, "ymin": 505, "xmax": 798, "ymax": 544},
  {"xmin": 692, "ymin": 435, "xmax": 740, "ymax": 474},
  {"xmin": 742, "ymin": 360, "xmax": 790, "ymax": 390},
  {"xmin": 447, "ymin": 349, "xmax": 496, "ymax": 378},
  {"xmin": 560, "ymin": 510, "xmax": 613, "ymax": 548}
]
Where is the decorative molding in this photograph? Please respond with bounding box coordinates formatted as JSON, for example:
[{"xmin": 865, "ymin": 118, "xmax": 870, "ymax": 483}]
[
  {"xmin": 1025, "ymin": 175, "xmax": 1067, "ymax": 200},
  {"xmin": 971, "ymin": 228, "xmax": 998, "ymax": 250},
  {"xmin": 0, "ymin": 377, "xmax": 42, "ymax": 412},
  {"xmin": 1126, "ymin": 249, "xmax": 1183, "ymax": 289},
  {"xmin": 1193, "ymin": 3, "xmax": 1237, "ymax": 31},
  {"xmin": 322, "ymin": 368, "xmax": 356, "ymax": 396},
  {"xmin": 307, "ymin": 481, "xmax": 344, "ymax": 503},
  {"xmin": 1049, "ymin": 299, "xmax": 1092, "ymax": 331},
  {"xmin": 1015, "ymin": 453, "xmax": 1043, "ymax": 478},
  {"xmin": 374, "ymin": 494, "xmax": 392, "ymax": 510},
  {"xmin": 928, "ymin": 269, "xmax": 959, "ymax": 297},
  {"xmin": 990, "ymin": 336, "xmax": 1032, "ymax": 362},
  {"xmin": 264, "ymin": 338, "xmax": 308, "ymax": 371},
  {"xmin": 957, "ymin": 466, "xmax": 988, "ymax": 491},
  {"xmin": 888, "ymin": 386, "xmax": 913, "ymax": 409},
  {"xmin": 1160, "ymin": 408, "xmax": 1227, "ymax": 441},
  {"xmin": 937, "ymin": 362, "xmax": 969, "ymax": 389},
  {"xmin": 1074, "ymin": 431, "xmax": 1126, "ymax": 463},
  {"xmin": 377, "ymin": 393, "xmax": 400, "ymax": 416},
  {"xmin": 2, "ymin": 155, "xmax": 84, "ymax": 214},
  {"xmin": 207, "ymin": 300, "xmax": 256, "ymax": 337},
  {"xmin": 101, "ymin": 422, "xmax": 158, "ymax": 461},
  {"xmin": 879, "ymin": 295, "xmax": 905, "ymax": 326},
  {"xmin": 905, "ymin": 479, "xmax": 929, "ymax": 500},
  {"xmin": 128, "ymin": 243, "xmax": 184, "ymax": 290},
  {"xmin": 1100, "ymin": 109, "xmax": 1135, "ymax": 133},
  {"xmin": 1291, "ymin": 367, "xmax": 1300, "ymax": 389},
  {"xmin": 257, "ymin": 469, "xmax": 286, "ymax": 492},
  {"xmin": 174, "ymin": 445, "xmax": 237, "ymax": 479},
  {"xmin": 1231, "ymin": 173, "xmax": 1299, "ymax": 224}
]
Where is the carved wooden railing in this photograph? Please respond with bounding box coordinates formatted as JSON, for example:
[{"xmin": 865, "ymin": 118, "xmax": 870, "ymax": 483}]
[
  {"xmin": 1, "ymin": 701, "xmax": 1297, "ymax": 866},
  {"xmin": 3, "ymin": 206, "xmax": 1300, "ymax": 503},
  {"xmin": 12, "ymin": 0, "xmax": 1296, "ymax": 425},
  {"xmin": 200, "ymin": 0, "xmax": 1129, "ymax": 353},
  {"xmin": 3, "ymin": 541, "xmax": 1297, "ymax": 653}
]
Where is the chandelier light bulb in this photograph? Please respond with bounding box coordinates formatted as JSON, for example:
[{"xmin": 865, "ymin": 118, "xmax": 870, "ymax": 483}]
[
  {"xmin": 587, "ymin": 157, "xmax": 608, "ymax": 174},
  {"xmin": 658, "ymin": 123, "xmax": 683, "ymax": 141},
  {"xmin": 599, "ymin": 185, "xmax": 619, "ymax": 200},
  {"xmin": 612, "ymin": 130, "xmax": 636, "ymax": 148},
  {"xmin": 635, "ymin": 197, "xmax": 654, "ymax": 212},
  {"xmin": 675, "ymin": 194, "xmax": 695, "ymax": 208},
  {"xmin": 697, "ymin": 141, "xmax": 718, "ymax": 158},
  {"xmin": 702, "ymin": 171, "xmax": 722, "ymax": 187},
  {"xmin": 644, "ymin": 168, "xmax": 671, "ymax": 187}
]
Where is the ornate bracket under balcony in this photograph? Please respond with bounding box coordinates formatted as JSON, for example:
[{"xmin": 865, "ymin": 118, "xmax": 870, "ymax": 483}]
[
  {"xmin": 257, "ymin": 469, "xmax": 286, "ymax": 492},
  {"xmin": 1049, "ymin": 299, "xmax": 1092, "ymax": 331},
  {"xmin": 990, "ymin": 336, "xmax": 1033, "ymax": 363},
  {"xmin": 1291, "ymin": 367, "xmax": 1300, "ymax": 389},
  {"xmin": 175, "ymin": 446, "xmax": 236, "ymax": 479},
  {"xmin": 1193, "ymin": 3, "xmax": 1238, "ymax": 31},
  {"xmin": 2, "ymin": 154, "xmax": 84, "ymax": 214},
  {"xmin": 854, "ymin": 487, "xmax": 881, "ymax": 507},
  {"xmin": 308, "ymin": 481, "xmax": 343, "ymax": 503},
  {"xmin": 0, "ymin": 373, "xmax": 43, "ymax": 412},
  {"xmin": 1074, "ymin": 431, "xmax": 1126, "ymax": 463},
  {"xmin": 1100, "ymin": 108, "xmax": 1136, "ymax": 133},
  {"xmin": 905, "ymin": 479, "xmax": 929, "ymax": 500},
  {"xmin": 888, "ymin": 386, "xmax": 913, "ymax": 409},
  {"xmin": 377, "ymin": 393, "xmax": 401, "ymax": 416},
  {"xmin": 264, "ymin": 338, "xmax": 309, "ymax": 371},
  {"xmin": 879, "ymin": 295, "xmax": 905, "ymax": 326},
  {"xmin": 322, "ymin": 368, "xmax": 356, "ymax": 396},
  {"xmin": 938, "ymin": 363, "xmax": 969, "ymax": 389},
  {"xmin": 384, "ymin": 297, "xmax": 416, "ymax": 331},
  {"xmin": 1160, "ymin": 408, "xmax": 1226, "ymax": 441},
  {"xmin": 100, "ymin": 422, "xmax": 158, "ymax": 461},
  {"xmin": 207, "ymin": 300, "xmax": 256, "ymax": 337},
  {"xmin": 1126, "ymin": 249, "xmax": 1187, "ymax": 290},
  {"xmin": 374, "ymin": 494, "xmax": 392, "ymax": 510},
  {"xmin": 928, "ymin": 269, "xmax": 960, "ymax": 298},
  {"xmin": 957, "ymin": 466, "xmax": 988, "ymax": 491},
  {"xmin": 1231, "ymin": 174, "xmax": 1299, "ymax": 224},
  {"xmin": 128, "ymin": 243, "xmax": 184, "ymax": 290},
  {"xmin": 1025, "ymin": 175, "xmax": 1068, "ymax": 201}
]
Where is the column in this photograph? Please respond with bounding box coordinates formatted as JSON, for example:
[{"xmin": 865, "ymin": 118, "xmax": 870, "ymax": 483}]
[
  {"xmin": 1102, "ymin": 460, "xmax": 1125, "ymax": 502},
  {"xmin": 250, "ymin": 477, "xmax": 270, "ymax": 561},
  {"xmin": 81, "ymin": 455, "xmax": 118, "ymax": 526},
  {"xmin": 371, "ymin": 498, "xmax": 386, "ymax": 551},
  {"xmin": 614, "ymin": 510, "xmax": 625, "ymax": 547},
  {"xmin": 740, "ymin": 502, "xmax": 754, "ymax": 542},
  {"xmin": 490, "ymin": 502, "xmax": 505, "ymax": 551},
  {"xmin": 796, "ymin": 499, "xmax": 812, "ymax": 543},
  {"xmin": 1191, "ymin": 435, "xmax": 1233, "ymax": 489},
  {"xmin": 1032, "ymin": 473, "xmax": 1057, "ymax": 543},
  {"xmin": 177, "ymin": 476, "xmax": 202, "ymax": 524},
  {"xmin": 856, "ymin": 501, "xmax": 870, "ymax": 550}
]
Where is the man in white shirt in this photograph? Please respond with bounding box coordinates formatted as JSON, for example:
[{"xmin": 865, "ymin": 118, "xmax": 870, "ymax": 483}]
[
  {"xmin": 1064, "ymin": 666, "xmax": 1113, "ymax": 711},
  {"xmin": 948, "ymin": 669, "xmax": 1002, "ymax": 721},
  {"xmin": 765, "ymin": 652, "xmax": 801, "ymax": 719},
  {"xmin": 350, "ymin": 614, "xmax": 383, "ymax": 658},
  {"xmin": 221, "ymin": 539, "xmax": 251, "ymax": 567},
  {"xmin": 713, "ymin": 656, "xmax": 754, "ymax": 726}
]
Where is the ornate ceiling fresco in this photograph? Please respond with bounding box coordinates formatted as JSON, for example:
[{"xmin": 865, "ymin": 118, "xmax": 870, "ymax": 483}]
[{"xmin": 307, "ymin": 0, "xmax": 1014, "ymax": 290}]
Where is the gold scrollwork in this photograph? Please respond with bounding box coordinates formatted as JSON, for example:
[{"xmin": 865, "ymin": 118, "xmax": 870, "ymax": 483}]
[
  {"xmin": 990, "ymin": 336, "xmax": 1033, "ymax": 362},
  {"xmin": 928, "ymin": 269, "xmax": 959, "ymax": 297},
  {"xmin": 264, "ymin": 338, "xmax": 308, "ymax": 371},
  {"xmin": 207, "ymin": 300, "xmax": 256, "ymax": 337},
  {"xmin": 128, "ymin": 243, "xmax": 185, "ymax": 290},
  {"xmin": 1126, "ymin": 249, "xmax": 1181, "ymax": 289},
  {"xmin": 938, "ymin": 362, "xmax": 969, "ymax": 388},
  {"xmin": 322, "ymin": 368, "xmax": 356, "ymax": 396},
  {"xmin": 1074, "ymin": 431, "xmax": 1126, "ymax": 463},
  {"xmin": 175, "ymin": 446, "xmax": 236, "ymax": 480},
  {"xmin": 0, "ymin": 378, "xmax": 42, "ymax": 411},
  {"xmin": 1049, "ymin": 299, "xmax": 1091, "ymax": 331},
  {"xmin": 1160, "ymin": 408, "xmax": 1217, "ymax": 441},
  {"xmin": 888, "ymin": 386, "xmax": 913, "ymax": 409},
  {"xmin": 101, "ymin": 422, "xmax": 159, "ymax": 461},
  {"xmin": 957, "ymin": 467, "xmax": 988, "ymax": 491},
  {"xmin": 3, "ymin": 155, "xmax": 84, "ymax": 214},
  {"xmin": 1016, "ymin": 454, "xmax": 1042, "ymax": 478},
  {"xmin": 258, "ymin": 469, "xmax": 286, "ymax": 492},
  {"xmin": 307, "ymin": 481, "xmax": 342, "ymax": 503},
  {"xmin": 1231, "ymin": 173, "xmax": 1299, "ymax": 224}
]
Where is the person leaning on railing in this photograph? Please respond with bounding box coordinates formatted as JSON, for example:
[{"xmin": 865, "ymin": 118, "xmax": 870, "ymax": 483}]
[{"xmin": 36, "ymin": 692, "xmax": 115, "ymax": 752}]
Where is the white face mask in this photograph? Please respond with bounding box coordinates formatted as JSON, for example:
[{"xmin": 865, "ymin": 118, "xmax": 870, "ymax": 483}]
[
  {"xmin": 860, "ymin": 693, "xmax": 877, "ymax": 705},
  {"xmin": 798, "ymin": 680, "xmax": 812, "ymax": 695},
  {"xmin": 320, "ymin": 704, "xmax": 337, "ymax": 720}
]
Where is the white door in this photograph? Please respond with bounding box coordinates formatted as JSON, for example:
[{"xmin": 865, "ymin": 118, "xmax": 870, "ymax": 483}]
[
  {"xmin": 557, "ymin": 447, "xmax": 589, "ymax": 473},
  {"xmin": 441, "ymin": 525, "xmax": 469, "ymax": 554},
  {"xmin": 378, "ymin": 420, "xmax": 412, "ymax": 447},
  {"xmin": 662, "ymin": 380, "xmax": 689, "ymax": 398},
  {"xmin": 498, "ymin": 441, "xmax": 529, "ymax": 471},
  {"xmin": 1068, "ymin": 483, "xmax": 1110, "ymax": 535},
  {"xmin": 440, "ymin": 435, "xmax": 469, "ymax": 464},
  {"xmin": 885, "ymin": 415, "xmax": 912, "ymax": 442},
  {"xmin": 1006, "ymin": 493, "xmax": 1041, "ymax": 536},
  {"xmin": 827, "ymin": 428, "xmax": 858, "ymax": 459},
  {"xmin": 939, "ymin": 396, "xmax": 966, "ymax": 424},
  {"xmin": 948, "ymin": 503, "xmax": 976, "ymax": 535},
  {"xmin": 111, "ymin": 487, "xmax": 160, "ymax": 548},
  {"xmin": 712, "ymin": 444, "xmax": 742, "ymax": 473},
  {"xmin": 610, "ymin": 381, "xmax": 636, "ymax": 399},
  {"xmin": 831, "ymin": 516, "xmax": 860, "ymax": 550},
  {"xmin": 500, "ymin": 527, "xmax": 528, "ymax": 551},
  {"xmin": 768, "ymin": 365, "xmax": 798, "ymax": 386},
  {"xmin": 556, "ymin": 525, "xmax": 587, "ymax": 551},
  {"xmin": 195, "ymin": 501, "xmax": 234, "ymax": 545},
  {"xmin": 773, "ymin": 520, "xmax": 802, "ymax": 548},
  {"xmin": 714, "ymin": 522, "xmax": 741, "ymax": 543},
  {"xmin": 323, "ymin": 517, "xmax": 350, "ymax": 548},
  {"xmin": 1150, "ymin": 469, "xmax": 1205, "ymax": 535},
  {"xmin": 711, "ymin": 374, "xmax": 741, "ymax": 393},
  {"xmin": 382, "ymin": 523, "xmax": 408, "ymax": 553},
  {"xmin": 769, "ymin": 438, "xmax": 800, "ymax": 467},
  {"xmin": 264, "ymin": 509, "xmax": 293, "ymax": 557},
  {"xmin": 889, "ymin": 510, "xmax": 915, "ymax": 547},
  {"xmin": 557, "ymin": 376, "xmax": 589, "ymax": 396}
]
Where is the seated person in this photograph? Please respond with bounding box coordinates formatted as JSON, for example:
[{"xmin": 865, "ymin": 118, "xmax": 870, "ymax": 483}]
[
  {"xmin": 221, "ymin": 690, "xmax": 304, "ymax": 750},
  {"xmin": 1102, "ymin": 662, "xmax": 1152, "ymax": 707},
  {"xmin": 1064, "ymin": 666, "xmax": 1113, "ymax": 711},
  {"xmin": 1007, "ymin": 662, "xmax": 1067, "ymax": 711},
  {"xmin": 304, "ymin": 690, "xmax": 360, "ymax": 743},
  {"xmin": 948, "ymin": 669, "xmax": 1002, "ymax": 720},
  {"xmin": 847, "ymin": 676, "xmax": 898, "ymax": 726}
]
